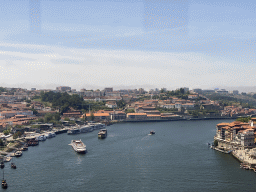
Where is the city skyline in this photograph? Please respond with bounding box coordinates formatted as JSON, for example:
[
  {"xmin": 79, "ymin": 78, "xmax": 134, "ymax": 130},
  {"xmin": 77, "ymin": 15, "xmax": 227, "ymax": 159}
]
[{"xmin": 0, "ymin": 0, "xmax": 255, "ymax": 91}]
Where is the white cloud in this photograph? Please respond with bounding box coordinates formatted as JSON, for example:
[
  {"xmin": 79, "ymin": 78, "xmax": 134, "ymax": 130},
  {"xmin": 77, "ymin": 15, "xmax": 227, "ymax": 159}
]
[{"xmin": 0, "ymin": 42, "xmax": 253, "ymax": 90}]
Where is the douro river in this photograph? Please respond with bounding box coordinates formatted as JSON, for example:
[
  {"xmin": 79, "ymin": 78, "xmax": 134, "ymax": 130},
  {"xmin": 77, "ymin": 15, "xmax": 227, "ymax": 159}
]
[{"xmin": 3, "ymin": 120, "xmax": 256, "ymax": 191}]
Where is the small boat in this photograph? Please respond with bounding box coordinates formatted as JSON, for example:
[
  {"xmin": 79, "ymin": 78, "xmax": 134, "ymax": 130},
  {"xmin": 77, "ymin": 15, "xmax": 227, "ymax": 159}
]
[
  {"xmin": 22, "ymin": 145, "xmax": 28, "ymax": 151},
  {"xmin": 149, "ymin": 131, "xmax": 155, "ymax": 135},
  {"xmin": 14, "ymin": 151, "xmax": 22, "ymax": 157},
  {"xmin": 1, "ymin": 171, "xmax": 7, "ymax": 189},
  {"xmin": 98, "ymin": 129, "xmax": 107, "ymax": 139},
  {"xmin": 11, "ymin": 162, "xmax": 16, "ymax": 169},
  {"xmin": 36, "ymin": 135, "xmax": 47, "ymax": 141},
  {"xmin": 1, "ymin": 179, "xmax": 7, "ymax": 189},
  {"xmin": 70, "ymin": 140, "xmax": 87, "ymax": 154},
  {"xmin": 0, "ymin": 161, "xmax": 4, "ymax": 169}
]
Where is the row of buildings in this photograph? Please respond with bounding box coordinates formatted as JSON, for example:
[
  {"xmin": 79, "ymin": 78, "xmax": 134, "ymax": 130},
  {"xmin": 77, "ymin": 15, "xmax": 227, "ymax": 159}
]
[{"xmin": 215, "ymin": 119, "xmax": 256, "ymax": 150}]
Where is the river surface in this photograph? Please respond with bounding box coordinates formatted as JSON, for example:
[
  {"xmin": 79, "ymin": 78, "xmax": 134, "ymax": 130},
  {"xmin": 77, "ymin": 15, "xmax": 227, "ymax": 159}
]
[{"xmin": 2, "ymin": 120, "xmax": 256, "ymax": 192}]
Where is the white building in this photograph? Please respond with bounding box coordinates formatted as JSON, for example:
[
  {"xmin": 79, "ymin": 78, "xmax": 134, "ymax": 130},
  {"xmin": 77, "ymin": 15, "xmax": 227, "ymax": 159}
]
[{"xmin": 240, "ymin": 129, "xmax": 255, "ymax": 147}]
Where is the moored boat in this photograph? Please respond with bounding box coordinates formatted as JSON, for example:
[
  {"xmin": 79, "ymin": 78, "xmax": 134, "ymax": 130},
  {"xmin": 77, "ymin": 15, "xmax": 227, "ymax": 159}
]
[
  {"xmin": 27, "ymin": 138, "xmax": 39, "ymax": 146},
  {"xmin": 67, "ymin": 128, "xmax": 81, "ymax": 135},
  {"xmin": 14, "ymin": 151, "xmax": 22, "ymax": 157},
  {"xmin": 4, "ymin": 156, "xmax": 12, "ymax": 162},
  {"xmin": 70, "ymin": 140, "xmax": 87, "ymax": 153},
  {"xmin": 23, "ymin": 144, "xmax": 28, "ymax": 151},
  {"xmin": 80, "ymin": 125, "xmax": 90, "ymax": 133},
  {"xmin": 98, "ymin": 129, "xmax": 107, "ymax": 139}
]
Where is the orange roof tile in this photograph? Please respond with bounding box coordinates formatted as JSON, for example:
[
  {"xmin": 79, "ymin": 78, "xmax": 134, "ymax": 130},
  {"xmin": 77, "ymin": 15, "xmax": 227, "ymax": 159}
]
[{"xmin": 127, "ymin": 113, "xmax": 147, "ymax": 116}]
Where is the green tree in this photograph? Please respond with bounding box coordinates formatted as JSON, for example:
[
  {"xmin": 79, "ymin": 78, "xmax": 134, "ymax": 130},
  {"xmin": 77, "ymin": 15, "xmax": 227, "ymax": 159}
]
[
  {"xmin": 60, "ymin": 103, "xmax": 70, "ymax": 114},
  {"xmin": 38, "ymin": 118, "xmax": 44, "ymax": 123},
  {"xmin": 53, "ymin": 113, "xmax": 61, "ymax": 121},
  {"xmin": 117, "ymin": 100, "xmax": 126, "ymax": 109},
  {"xmin": 125, "ymin": 109, "xmax": 135, "ymax": 113},
  {"xmin": 64, "ymin": 117, "xmax": 70, "ymax": 121},
  {"xmin": 3, "ymin": 130, "xmax": 9, "ymax": 135},
  {"xmin": 13, "ymin": 131, "xmax": 22, "ymax": 139},
  {"xmin": 31, "ymin": 107, "xmax": 38, "ymax": 115},
  {"xmin": 90, "ymin": 112, "xmax": 95, "ymax": 121},
  {"xmin": 44, "ymin": 113, "xmax": 53, "ymax": 123},
  {"xmin": 236, "ymin": 117, "xmax": 251, "ymax": 123}
]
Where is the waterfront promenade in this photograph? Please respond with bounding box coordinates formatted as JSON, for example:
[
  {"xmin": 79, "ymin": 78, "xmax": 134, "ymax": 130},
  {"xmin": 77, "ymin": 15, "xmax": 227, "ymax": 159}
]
[{"xmin": 232, "ymin": 149, "xmax": 256, "ymax": 167}]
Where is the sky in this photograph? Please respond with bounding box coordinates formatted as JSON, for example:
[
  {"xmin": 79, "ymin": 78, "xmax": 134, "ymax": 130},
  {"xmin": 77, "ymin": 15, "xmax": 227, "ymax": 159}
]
[{"xmin": 0, "ymin": 0, "xmax": 256, "ymax": 91}]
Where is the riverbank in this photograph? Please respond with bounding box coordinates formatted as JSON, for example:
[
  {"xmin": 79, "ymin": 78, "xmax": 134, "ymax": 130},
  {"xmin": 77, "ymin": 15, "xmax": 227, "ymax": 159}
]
[
  {"xmin": 232, "ymin": 149, "xmax": 256, "ymax": 167},
  {"xmin": 120, "ymin": 116, "xmax": 236, "ymax": 123},
  {"xmin": 212, "ymin": 146, "xmax": 256, "ymax": 171}
]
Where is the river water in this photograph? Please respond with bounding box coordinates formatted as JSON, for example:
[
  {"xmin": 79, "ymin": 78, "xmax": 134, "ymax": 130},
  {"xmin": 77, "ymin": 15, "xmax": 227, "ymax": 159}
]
[{"xmin": 2, "ymin": 119, "xmax": 256, "ymax": 192}]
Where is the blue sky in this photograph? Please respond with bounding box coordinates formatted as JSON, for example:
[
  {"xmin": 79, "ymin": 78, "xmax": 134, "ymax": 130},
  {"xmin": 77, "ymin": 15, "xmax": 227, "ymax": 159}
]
[{"xmin": 0, "ymin": 0, "xmax": 255, "ymax": 91}]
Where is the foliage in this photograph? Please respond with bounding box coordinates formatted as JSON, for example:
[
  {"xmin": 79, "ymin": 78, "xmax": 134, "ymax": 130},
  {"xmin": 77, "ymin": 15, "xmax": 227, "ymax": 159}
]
[
  {"xmin": 0, "ymin": 87, "xmax": 7, "ymax": 93},
  {"xmin": 166, "ymin": 88, "xmax": 189, "ymax": 99},
  {"xmin": 69, "ymin": 120, "xmax": 76, "ymax": 124},
  {"xmin": 44, "ymin": 113, "xmax": 61, "ymax": 123},
  {"xmin": 31, "ymin": 107, "xmax": 38, "ymax": 115},
  {"xmin": 125, "ymin": 109, "xmax": 135, "ymax": 113},
  {"xmin": 13, "ymin": 131, "xmax": 22, "ymax": 139},
  {"xmin": 31, "ymin": 95, "xmax": 40, "ymax": 100},
  {"xmin": 207, "ymin": 94, "xmax": 256, "ymax": 108},
  {"xmin": 38, "ymin": 118, "xmax": 44, "ymax": 123},
  {"xmin": 64, "ymin": 117, "xmax": 70, "ymax": 121},
  {"xmin": 117, "ymin": 100, "xmax": 126, "ymax": 109},
  {"xmin": 0, "ymin": 139, "xmax": 4, "ymax": 146},
  {"xmin": 31, "ymin": 125, "xmax": 41, "ymax": 129},
  {"xmin": 157, "ymin": 107, "xmax": 178, "ymax": 113},
  {"xmin": 44, "ymin": 113, "xmax": 53, "ymax": 123},
  {"xmin": 54, "ymin": 113, "xmax": 61, "ymax": 121},
  {"xmin": 40, "ymin": 91, "xmax": 110, "ymax": 114},
  {"xmin": 236, "ymin": 117, "xmax": 251, "ymax": 123},
  {"xmin": 3, "ymin": 130, "xmax": 9, "ymax": 135},
  {"xmin": 152, "ymin": 95, "xmax": 159, "ymax": 99},
  {"xmin": 135, "ymin": 95, "xmax": 151, "ymax": 101},
  {"xmin": 90, "ymin": 112, "xmax": 95, "ymax": 121}
]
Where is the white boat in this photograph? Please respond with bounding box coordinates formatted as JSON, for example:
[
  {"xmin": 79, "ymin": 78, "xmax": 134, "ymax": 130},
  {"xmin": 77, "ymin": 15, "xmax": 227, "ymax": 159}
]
[
  {"xmin": 45, "ymin": 132, "xmax": 54, "ymax": 138},
  {"xmin": 70, "ymin": 140, "xmax": 87, "ymax": 153},
  {"xmin": 98, "ymin": 129, "xmax": 107, "ymax": 139},
  {"xmin": 36, "ymin": 135, "xmax": 47, "ymax": 141},
  {"xmin": 14, "ymin": 151, "xmax": 22, "ymax": 157},
  {"xmin": 40, "ymin": 135, "xmax": 47, "ymax": 141}
]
